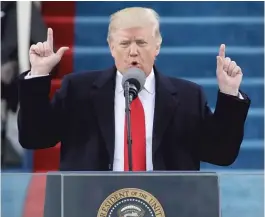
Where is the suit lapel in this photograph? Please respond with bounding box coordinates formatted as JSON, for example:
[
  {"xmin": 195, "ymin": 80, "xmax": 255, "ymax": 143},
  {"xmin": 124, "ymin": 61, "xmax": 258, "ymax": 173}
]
[
  {"xmin": 91, "ymin": 67, "xmax": 116, "ymax": 162},
  {"xmin": 152, "ymin": 67, "xmax": 179, "ymax": 155}
]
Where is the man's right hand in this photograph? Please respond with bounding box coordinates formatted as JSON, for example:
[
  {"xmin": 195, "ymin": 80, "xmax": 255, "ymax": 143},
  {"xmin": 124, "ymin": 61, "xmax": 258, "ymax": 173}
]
[{"xmin": 29, "ymin": 28, "xmax": 69, "ymax": 76}]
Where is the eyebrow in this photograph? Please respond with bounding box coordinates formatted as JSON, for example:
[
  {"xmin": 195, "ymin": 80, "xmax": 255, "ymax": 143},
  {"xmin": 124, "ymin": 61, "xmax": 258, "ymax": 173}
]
[
  {"xmin": 135, "ymin": 39, "xmax": 146, "ymax": 42},
  {"xmin": 120, "ymin": 38, "xmax": 147, "ymax": 41}
]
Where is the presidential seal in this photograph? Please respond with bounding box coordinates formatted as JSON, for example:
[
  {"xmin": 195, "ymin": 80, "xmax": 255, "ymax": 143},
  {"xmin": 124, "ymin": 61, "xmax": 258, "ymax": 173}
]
[{"xmin": 97, "ymin": 188, "xmax": 165, "ymax": 217}]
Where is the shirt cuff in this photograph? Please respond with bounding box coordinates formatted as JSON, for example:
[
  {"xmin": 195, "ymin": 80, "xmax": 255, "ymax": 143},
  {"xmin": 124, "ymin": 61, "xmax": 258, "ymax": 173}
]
[
  {"xmin": 238, "ymin": 92, "xmax": 244, "ymax": 100},
  {"xmin": 24, "ymin": 72, "xmax": 49, "ymax": 79}
]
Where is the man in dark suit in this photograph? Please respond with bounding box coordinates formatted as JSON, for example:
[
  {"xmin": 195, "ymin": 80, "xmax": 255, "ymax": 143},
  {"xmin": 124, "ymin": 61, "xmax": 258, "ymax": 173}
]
[{"xmin": 17, "ymin": 7, "xmax": 250, "ymax": 171}]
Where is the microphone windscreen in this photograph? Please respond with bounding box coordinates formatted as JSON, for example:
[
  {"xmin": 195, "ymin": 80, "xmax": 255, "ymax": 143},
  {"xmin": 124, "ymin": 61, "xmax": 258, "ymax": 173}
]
[{"xmin": 122, "ymin": 67, "xmax": 146, "ymax": 91}]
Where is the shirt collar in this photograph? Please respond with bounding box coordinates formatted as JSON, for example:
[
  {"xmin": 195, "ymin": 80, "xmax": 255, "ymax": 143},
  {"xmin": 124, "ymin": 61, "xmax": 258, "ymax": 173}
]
[{"xmin": 115, "ymin": 68, "xmax": 155, "ymax": 94}]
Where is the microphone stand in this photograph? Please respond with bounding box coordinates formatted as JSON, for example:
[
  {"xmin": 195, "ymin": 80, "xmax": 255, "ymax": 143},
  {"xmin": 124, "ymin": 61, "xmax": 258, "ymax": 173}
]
[{"xmin": 124, "ymin": 81, "xmax": 133, "ymax": 171}]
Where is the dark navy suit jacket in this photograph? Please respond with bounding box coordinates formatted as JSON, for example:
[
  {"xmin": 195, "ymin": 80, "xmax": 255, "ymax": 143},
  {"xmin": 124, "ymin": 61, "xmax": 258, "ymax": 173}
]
[{"xmin": 17, "ymin": 65, "xmax": 251, "ymax": 171}]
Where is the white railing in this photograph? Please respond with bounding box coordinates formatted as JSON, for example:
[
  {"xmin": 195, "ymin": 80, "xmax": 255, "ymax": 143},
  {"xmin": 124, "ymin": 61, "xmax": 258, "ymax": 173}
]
[{"xmin": 17, "ymin": 1, "xmax": 32, "ymax": 73}]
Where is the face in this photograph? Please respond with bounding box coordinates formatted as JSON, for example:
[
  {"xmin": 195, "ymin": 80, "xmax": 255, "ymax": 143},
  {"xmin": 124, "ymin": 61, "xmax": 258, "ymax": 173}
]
[{"xmin": 109, "ymin": 26, "xmax": 160, "ymax": 76}]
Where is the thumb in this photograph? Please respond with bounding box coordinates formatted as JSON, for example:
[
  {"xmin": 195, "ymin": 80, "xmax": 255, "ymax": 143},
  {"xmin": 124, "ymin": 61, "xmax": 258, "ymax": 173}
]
[
  {"xmin": 216, "ymin": 56, "xmax": 224, "ymax": 76},
  {"xmin": 56, "ymin": 47, "xmax": 69, "ymax": 58}
]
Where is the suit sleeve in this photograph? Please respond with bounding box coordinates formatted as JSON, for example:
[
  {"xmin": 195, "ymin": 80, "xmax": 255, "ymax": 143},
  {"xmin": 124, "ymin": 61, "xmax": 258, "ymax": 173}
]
[
  {"xmin": 197, "ymin": 88, "xmax": 251, "ymax": 166},
  {"xmin": 17, "ymin": 71, "xmax": 71, "ymax": 149}
]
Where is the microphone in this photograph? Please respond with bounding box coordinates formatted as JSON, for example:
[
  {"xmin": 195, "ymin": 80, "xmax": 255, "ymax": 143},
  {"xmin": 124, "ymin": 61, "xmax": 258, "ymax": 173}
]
[
  {"xmin": 122, "ymin": 67, "xmax": 146, "ymax": 103},
  {"xmin": 122, "ymin": 67, "xmax": 146, "ymax": 171}
]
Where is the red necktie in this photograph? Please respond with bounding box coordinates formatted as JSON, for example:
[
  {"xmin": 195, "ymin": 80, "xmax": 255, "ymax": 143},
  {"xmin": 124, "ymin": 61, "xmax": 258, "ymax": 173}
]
[{"xmin": 124, "ymin": 97, "xmax": 146, "ymax": 171}]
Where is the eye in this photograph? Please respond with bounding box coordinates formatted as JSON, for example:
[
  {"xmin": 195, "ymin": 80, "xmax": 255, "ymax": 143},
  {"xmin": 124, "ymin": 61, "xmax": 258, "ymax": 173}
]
[
  {"xmin": 136, "ymin": 40, "xmax": 147, "ymax": 46},
  {"xmin": 120, "ymin": 41, "xmax": 130, "ymax": 46}
]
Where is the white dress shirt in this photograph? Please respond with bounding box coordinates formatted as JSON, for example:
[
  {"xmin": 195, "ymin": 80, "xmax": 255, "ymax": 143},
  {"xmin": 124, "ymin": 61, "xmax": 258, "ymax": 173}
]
[{"xmin": 113, "ymin": 69, "xmax": 156, "ymax": 171}]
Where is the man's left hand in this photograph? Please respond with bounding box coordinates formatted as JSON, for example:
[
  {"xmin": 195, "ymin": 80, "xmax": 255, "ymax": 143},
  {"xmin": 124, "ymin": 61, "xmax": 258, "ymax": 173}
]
[{"xmin": 216, "ymin": 44, "xmax": 243, "ymax": 96}]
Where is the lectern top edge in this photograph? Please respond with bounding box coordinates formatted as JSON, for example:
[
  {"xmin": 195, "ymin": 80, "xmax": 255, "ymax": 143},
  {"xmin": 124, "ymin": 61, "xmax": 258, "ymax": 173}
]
[{"xmin": 42, "ymin": 171, "xmax": 220, "ymax": 177}]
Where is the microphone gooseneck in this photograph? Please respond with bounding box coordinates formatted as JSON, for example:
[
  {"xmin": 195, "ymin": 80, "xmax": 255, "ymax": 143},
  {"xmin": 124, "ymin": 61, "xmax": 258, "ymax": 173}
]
[{"xmin": 122, "ymin": 67, "xmax": 146, "ymax": 171}]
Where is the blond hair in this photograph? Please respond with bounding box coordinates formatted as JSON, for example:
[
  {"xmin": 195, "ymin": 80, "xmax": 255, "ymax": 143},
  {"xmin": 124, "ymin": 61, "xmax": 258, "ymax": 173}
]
[{"xmin": 107, "ymin": 7, "xmax": 162, "ymax": 45}]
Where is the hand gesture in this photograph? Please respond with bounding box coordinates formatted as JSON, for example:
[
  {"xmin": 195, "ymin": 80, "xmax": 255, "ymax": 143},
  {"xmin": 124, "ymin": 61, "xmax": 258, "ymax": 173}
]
[
  {"xmin": 29, "ymin": 28, "xmax": 69, "ymax": 75},
  {"xmin": 216, "ymin": 44, "xmax": 243, "ymax": 96}
]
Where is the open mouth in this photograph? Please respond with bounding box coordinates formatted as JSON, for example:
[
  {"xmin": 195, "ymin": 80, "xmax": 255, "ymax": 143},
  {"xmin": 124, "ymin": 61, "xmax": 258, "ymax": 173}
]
[{"xmin": 131, "ymin": 61, "xmax": 139, "ymax": 67}]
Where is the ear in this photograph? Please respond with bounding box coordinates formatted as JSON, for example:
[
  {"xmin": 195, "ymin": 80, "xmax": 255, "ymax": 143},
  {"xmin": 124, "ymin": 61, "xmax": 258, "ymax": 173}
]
[
  {"xmin": 108, "ymin": 41, "xmax": 115, "ymax": 58},
  {"xmin": 155, "ymin": 44, "xmax": 160, "ymax": 57}
]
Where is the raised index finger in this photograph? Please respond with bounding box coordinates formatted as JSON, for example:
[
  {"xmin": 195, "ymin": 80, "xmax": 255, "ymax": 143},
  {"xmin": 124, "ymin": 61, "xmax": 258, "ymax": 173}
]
[
  {"xmin": 219, "ymin": 44, "xmax": 225, "ymax": 59},
  {"xmin": 47, "ymin": 28, "xmax": 53, "ymax": 50}
]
